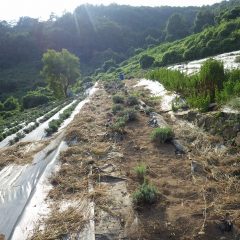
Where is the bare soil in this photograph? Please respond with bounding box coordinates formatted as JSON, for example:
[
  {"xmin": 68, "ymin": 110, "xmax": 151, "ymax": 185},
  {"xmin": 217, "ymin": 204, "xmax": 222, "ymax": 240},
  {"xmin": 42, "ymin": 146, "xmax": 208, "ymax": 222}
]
[{"xmin": 30, "ymin": 80, "xmax": 240, "ymax": 239}]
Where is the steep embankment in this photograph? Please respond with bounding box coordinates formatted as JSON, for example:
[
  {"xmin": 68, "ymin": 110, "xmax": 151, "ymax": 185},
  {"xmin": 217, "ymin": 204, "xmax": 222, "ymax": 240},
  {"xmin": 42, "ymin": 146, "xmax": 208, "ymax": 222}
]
[{"xmin": 26, "ymin": 80, "xmax": 240, "ymax": 239}]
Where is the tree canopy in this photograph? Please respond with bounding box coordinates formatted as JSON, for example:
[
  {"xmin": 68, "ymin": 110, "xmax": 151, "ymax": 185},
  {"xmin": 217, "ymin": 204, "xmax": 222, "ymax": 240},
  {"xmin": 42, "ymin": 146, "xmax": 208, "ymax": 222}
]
[
  {"xmin": 41, "ymin": 49, "xmax": 80, "ymax": 98},
  {"xmin": 165, "ymin": 13, "xmax": 189, "ymax": 41}
]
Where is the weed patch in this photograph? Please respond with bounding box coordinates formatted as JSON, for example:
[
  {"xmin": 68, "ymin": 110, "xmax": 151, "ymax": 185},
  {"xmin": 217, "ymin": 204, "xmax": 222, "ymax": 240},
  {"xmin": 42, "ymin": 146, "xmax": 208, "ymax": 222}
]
[
  {"xmin": 133, "ymin": 181, "xmax": 157, "ymax": 205},
  {"xmin": 151, "ymin": 127, "xmax": 174, "ymax": 143}
]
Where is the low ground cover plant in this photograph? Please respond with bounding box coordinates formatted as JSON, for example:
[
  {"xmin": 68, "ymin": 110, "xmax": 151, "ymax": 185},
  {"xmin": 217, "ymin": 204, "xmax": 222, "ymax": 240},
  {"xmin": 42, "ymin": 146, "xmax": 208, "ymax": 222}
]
[{"xmin": 151, "ymin": 127, "xmax": 174, "ymax": 143}]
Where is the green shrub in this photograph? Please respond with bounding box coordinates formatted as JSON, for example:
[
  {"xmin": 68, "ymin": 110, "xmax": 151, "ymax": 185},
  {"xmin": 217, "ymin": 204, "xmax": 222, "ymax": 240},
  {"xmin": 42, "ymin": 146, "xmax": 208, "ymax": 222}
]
[
  {"xmin": 124, "ymin": 109, "xmax": 137, "ymax": 122},
  {"xmin": 45, "ymin": 119, "xmax": 61, "ymax": 135},
  {"xmin": 110, "ymin": 116, "xmax": 126, "ymax": 133},
  {"xmin": 199, "ymin": 58, "xmax": 225, "ymax": 102},
  {"xmin": 22, "ymin": 92, "xmax": 49, "ymax": 109},
  {"xmin": 126, "ymin": 96, "xmax": 138, "ymax": 106},
  {"xmin": 139, "ymin": 55, "xmax": 155, "ymax": 69},
  {"xmin": 112, "ymin": 104, "xmax": 124, "ymax": 115},
  {"xmin": 112, "ymin": 95, "xmax": 124, "ymax": 104},
  {"xmin": 134, "ymin": 164, "xmax": 147, "ymax": 181},
  {"xmin": 3, "ymin": 96, "xmax": 19, "ymax": 111},
  {"xmin": 187, "ymin": 95, "xmax": 211, "ymax": 112},
  {"xmin": 102, "ymin": 59, "xmax": 117, "ymax": 72},
  {"xmin": 162, "ymin": 50, "xmax": 183, "ymax": 65},
  {"xmin": 151, "ymin": 127, "xmax": 174, "ymax": 143},
  {"xmin": 133, "ymin": 181, "xmax": 157, "ymax": 205}
]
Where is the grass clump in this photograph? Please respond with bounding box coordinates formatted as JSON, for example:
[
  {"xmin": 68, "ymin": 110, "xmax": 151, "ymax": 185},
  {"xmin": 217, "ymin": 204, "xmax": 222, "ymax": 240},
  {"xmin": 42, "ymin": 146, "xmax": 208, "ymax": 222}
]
[
  {"xmin": 112, "ymin": 95, "xmax": 124, "ymax": 104},
  {"xmin": 151, "ymin": 127, "xmax": 174, "ymax": 143},
  {"xmin": 124, "ymin": 109, "xmax": 137, "ymax": 122},
  {"xmin": 112, "ymin": 104, "xmax": 124, "ymax": 115},
  {"xmin": 126, "ymin": 95, "xmax": 139, "ymax": 106},
  {"xmin": 133, "ymin": 181, "xmax": 157, "ymax": 205},
  {"xmin": 110, "ymin": 116, "xmax": 126, "ymax": 133},
  {"xmin": 134, "ymin": 164, "xmax": 147, "ymax": 181}
]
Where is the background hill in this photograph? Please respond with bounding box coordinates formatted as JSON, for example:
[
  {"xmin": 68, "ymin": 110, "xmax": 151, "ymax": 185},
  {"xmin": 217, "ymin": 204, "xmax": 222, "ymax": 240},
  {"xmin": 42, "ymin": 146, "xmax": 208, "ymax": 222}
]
[{"xmin": 0, "ymin": 0, "xmax": 240, "ymax": 99}]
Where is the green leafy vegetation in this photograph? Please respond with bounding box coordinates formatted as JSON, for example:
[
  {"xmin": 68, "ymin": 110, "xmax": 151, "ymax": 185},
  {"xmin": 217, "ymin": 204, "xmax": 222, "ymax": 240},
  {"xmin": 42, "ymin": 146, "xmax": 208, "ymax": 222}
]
[
  {"xmin": 22, "ymin": 91, "xmax": 50, "ymax": 109},
  {"xmin": 112, "ymin": 104, "xmax": 124, "ymax": 115},
  {"xmin": 151, "ymin": 127, "xmax": 174, "ymax": 144},
  {"xmin": 45, "ymin": 99, "xmax": 83, "ymax": 136},
  {"xmin": 0, "ymin": 99, "xmax": 71, "ymax": 143},
  {"xmin": 134, "ymin": 164, "xmax": 147, "ymax": 181},
  {"xmin": 140, "ymin": 55, "xmax": 155, "ymax": 69},
  {"xmin": 126, "ymin": 96, "xmax": 139, "ymax": 106},
  {"xmin": 100, "ymin": 11, "xmax": 240, "ymax": 81},
  {"xmin": 41, "ymin": 49, "xmax": 80, "ymax": 99},
  {"xmin": 133, "ymin": 181, "xmax": 157, "ymax": 205},
  {"xmin": 2, "ymin": 1, "xmax": 239, "ymax": 100},
  {"xmin": 112, "ymin": 95, "xmax": 124, "ymax": 104},
  {"xmin": 149, "ymin": 59, "xmax": 240, "ymax": 111},
  {"xmin": 3, "ymin": 96, "xmax": 20, "ymax": 111}
]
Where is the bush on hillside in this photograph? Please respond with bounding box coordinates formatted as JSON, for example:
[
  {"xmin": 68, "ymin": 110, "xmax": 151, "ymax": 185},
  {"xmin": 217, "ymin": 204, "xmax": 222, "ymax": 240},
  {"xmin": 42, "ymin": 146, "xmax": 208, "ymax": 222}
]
[
  {"xmin": 126, "ymin": 96, "xmax": 139, "ymax": 106},
  {"xmin": 102, "ymin": 59, "xmax": 117, "ymax": 72},
  {"xmin": 112, "ymin": 95, "xmax": 124, "ymax": 104},
  {"xmin": 22, "ymin": 92, "xmax": 49, "ymax": 109},
  {"xmin": 133, "ymin": 181, "xmax": 157, "ymax": 205},
  {"xmin": 151, "ymin": 127, "xmax": 174, "ymax": 144},
  {"xmin": 3, "ymin": 96, "xmax": 19, "ymax": 111},
  {"xmin": 162, "ymin": 50, "xmax": 183, "ymax": 65},
  {"xmin": 139, "ymin": 55, "xmax": 155, "ymax": 69},
  {"xmin": 199, "ymin": 58, "xmax": 225, "ymax": 102}
]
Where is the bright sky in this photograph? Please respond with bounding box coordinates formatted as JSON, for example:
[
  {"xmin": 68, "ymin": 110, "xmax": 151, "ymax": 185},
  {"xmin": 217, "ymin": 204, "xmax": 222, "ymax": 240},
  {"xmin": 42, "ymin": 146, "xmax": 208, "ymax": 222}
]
[{"xmin": 1, "ymin": 0, "xmax": 222, "ymax": 22}]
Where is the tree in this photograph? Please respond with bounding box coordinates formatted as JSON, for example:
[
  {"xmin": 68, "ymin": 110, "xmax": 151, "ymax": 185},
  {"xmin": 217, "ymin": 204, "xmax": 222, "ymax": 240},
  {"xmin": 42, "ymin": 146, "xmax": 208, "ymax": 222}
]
[
  {"xmin": 199, "ymin": 59, "xmax": 225, "ymax": 102},
  {"xmin": 41, "ymin": 49, "xmax": 80, "ymax": 98},
  {"xmin": 194, "ymin": 10, "xmax": 215, "ymax": 33},
  {"xmin": 165, "ymin": 14, "xmax": 188, "ymax": 41}
]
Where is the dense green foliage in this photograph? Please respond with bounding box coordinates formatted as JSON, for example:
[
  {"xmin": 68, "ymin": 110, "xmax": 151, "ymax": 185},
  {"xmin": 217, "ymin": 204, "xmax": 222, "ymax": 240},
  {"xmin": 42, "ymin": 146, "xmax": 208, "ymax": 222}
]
[
  {"xmin": 151, "ymin": 127, "xmax": 174, "ymax": 143},
  {"xmin": 22, "ymin": 91, "xmax": 49, "ymax": 109},
  {"xmin": 41, "ymin": 49, "xmax": 80, "ymax": 99},
  {"xmin": 165, "ymin": 13, "xmax": 189, "ymax": 41},
  {"xmin": 134, "ymin": 164, "xmax": 147, "ymax": 181},
  {"xmin": 45, "ymin": 100, "xmax": 81, "ymax": 135},
  {"xmin": 3, "ymin": 96, "xmax": 20, "ymax": 111},
  {"xmin": 199, "ymin": 59, "xmax": 225, "ymax": 101},
  {"xmin": 193, "ymin": 10, "xmax": 215, "ymax": 33},
  {"xmin": 140, "ymin": 55, "xmax": 155, "ymax": 69},
  {"xmin": 2, "ymin": 0, "xmax": 240, "ymax": 100},
  {"xmin": 149, "ymin": 59, "xmax": 240, "ymax": 111},
  {"xmin": 0, "ymin": 99, "xmax": 70, "ymax": 142},
  {"xmin": 102, "ymin": 10, "xmax": 240, "ymax": 81},
  {"xmin": 133, "ymin": 181, "xmax": 157, "ymax": 205}
]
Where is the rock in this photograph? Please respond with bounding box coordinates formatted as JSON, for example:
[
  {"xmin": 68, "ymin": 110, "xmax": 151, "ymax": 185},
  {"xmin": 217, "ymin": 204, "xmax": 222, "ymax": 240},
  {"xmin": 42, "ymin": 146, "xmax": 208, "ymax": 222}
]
[
  {"xmin": 218, "ymin": 213, "xmax": 233, "ymax": 233},
  {"xmin": 208, "ymin": 103, "xmax": 218, "ymax": 111},
  {"xmin": 191, "ymin": 161, "xmax": 207, "ymax": 176},
  {"xmin": 172, "ymin": 139, "xmax": 187, "ymax": 154},
  {"xmin": 107, "ymin": 152, "xmax": 124, "ymax": 160},
  {"xmin": 187, "ymin": 111, "xmax": 198, "ymax": 122},
  {"xmin": 233, "ymin": 123, "xmax": 240, "ymax": 132},
  {"xmin": 148, "ymin": 112, "xmax": 169, "ymax": 128},
  {"xmin": 222, "ymin": 126, "xmax": 237, "ymax": 139},
  {"xmin": 235, "ymin": 132, "xmax": 240, "ymax": 146}
]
